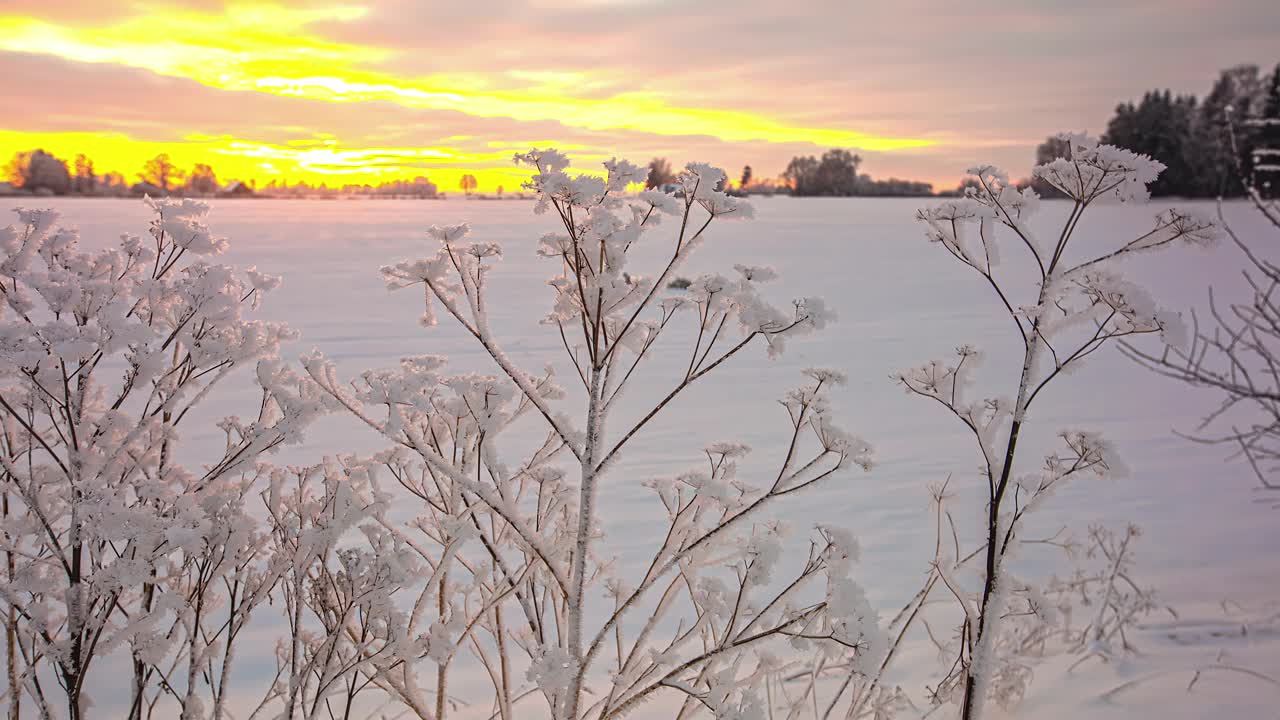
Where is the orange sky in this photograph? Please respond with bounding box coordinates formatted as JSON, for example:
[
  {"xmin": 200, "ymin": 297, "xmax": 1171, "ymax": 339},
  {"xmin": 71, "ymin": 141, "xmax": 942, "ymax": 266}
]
[{"xmin": 0, "ymin": 1, "xmax": 1275, "ymax": 192}]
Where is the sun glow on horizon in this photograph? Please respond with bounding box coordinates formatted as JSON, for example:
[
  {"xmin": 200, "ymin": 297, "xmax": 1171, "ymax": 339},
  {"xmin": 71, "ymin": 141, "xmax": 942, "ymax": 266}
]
[{"xmin": 0, "ymin": 2, "xmax": 939, "ymax": 191}]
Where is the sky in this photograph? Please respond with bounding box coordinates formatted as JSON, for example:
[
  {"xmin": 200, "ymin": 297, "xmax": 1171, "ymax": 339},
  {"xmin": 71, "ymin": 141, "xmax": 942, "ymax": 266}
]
[{"xmin": 0, "ymin": 0, "xmax": 1276, "ymax": 192}]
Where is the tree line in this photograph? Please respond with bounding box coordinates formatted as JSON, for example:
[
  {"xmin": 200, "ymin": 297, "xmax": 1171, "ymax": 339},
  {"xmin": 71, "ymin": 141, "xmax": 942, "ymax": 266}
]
[
  {"xmin": 1032, "ymin": 62, "xmax": 1280, "ymax": 198},
  {"xmin": 643, "ymin": 152, "xmax": 934, "ymax": 197},
  {"xmin": 2, "ymin": 150, "xmax": 445, "ymax": 198},
  {"xmin": 645, "ymin": 60, "xmax": 1280, "ymax": 201},
  {"xmin": 3, "ymin": 150, "xmax": 223, "ymax": 196}
]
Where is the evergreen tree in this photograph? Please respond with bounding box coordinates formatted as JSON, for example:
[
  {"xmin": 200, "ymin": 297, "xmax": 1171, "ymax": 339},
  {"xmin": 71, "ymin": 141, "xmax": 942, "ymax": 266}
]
[{"xmin": 1103, "ymin": 91, "xmax": 1197, "ymax": 197}]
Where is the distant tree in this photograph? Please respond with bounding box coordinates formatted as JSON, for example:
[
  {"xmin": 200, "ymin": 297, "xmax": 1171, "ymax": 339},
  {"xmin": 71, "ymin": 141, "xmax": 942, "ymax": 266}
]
[
  {"xmin": 100, "ymin": 171, "xmax": 128, "ymax": 196},
  {"xmin": 784, "ymin": 150, "xmax": 862, "ymax": 196},
  {"xmin": 945, "ymin": 177, "xmax": 985, "ymax": 197},
  {"xmin": 782, "ymin": 155, "xmax": 819, "ymax": 193},
  {"xmin": 854, "ymin": 176, "xmax": 934, "ymax": 197},
  {"xmin": 4, "ymin": 149, "xmax": 71, "ymax": 195},
  {"xmin": 459, "ymin": 173, "xmax": 477, "ymax": 196},
  {"xmin": 740, "ymin": 165, "xmax": 753, "ymax": 189},
  {"xmin": 817, "ymin": 149, "xmax": 861, "ymax": 195},
  {"xmin": 72, "ymin": 154, "xmax": 96, "ymax": 195},
  {"xmin": 186, "ymin": 163, "xmax": 219, "ymax": 195},
  {"xmin": 645, "ymin": 157, "xmax": 675, "ymax": 189},
  {"xmin": 139, "ymin": 153, "xmax": 184, "ymax": 194},
  {"xmin": 1029, "ymin": 136, "xmax": 1071, "ymax": 198},
  {"xmin": 409, "ymin": 176, "xmax": 438, "ymax": 198}
]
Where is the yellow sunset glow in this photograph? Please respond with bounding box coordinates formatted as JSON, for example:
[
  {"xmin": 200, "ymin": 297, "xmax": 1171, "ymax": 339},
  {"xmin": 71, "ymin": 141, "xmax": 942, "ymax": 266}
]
[
  {"xmin": 0, "ymin": 3, "xmax": 938, "ymax": 190},
  {"xmin": 0, "ymin": 130, "xmax": 557, "ymax": 190}
]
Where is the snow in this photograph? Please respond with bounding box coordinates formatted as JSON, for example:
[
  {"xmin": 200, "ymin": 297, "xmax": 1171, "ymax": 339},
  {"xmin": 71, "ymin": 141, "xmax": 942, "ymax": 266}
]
[{"xmin": 26, "ymin": 195, "xmax": 1280, "ymax": 718}]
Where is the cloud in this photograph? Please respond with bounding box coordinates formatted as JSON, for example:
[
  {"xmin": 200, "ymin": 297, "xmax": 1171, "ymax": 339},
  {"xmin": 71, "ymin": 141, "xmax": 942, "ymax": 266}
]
[
  {"xmin": 0, "ymin": 0, "xmax": 1276, "ymax": 189},
  {"xmin": 0, "ymin": 51, "xmax": 883, "ymax": 188}
]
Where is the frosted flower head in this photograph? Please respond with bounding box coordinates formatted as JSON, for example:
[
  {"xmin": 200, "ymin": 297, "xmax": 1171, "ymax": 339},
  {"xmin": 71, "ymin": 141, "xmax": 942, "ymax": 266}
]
[
  {"xmin": 14, "ymin": 208, "xmax": 60, "ymax": 236},
  {"xmin": 464, "ymin": 241, "xmax": 502, "ymax": 260},
  {"xmin": 706, "ymin": 442, "xmax": 751, "ymax": 458},
  {"xmin": 796, "ymin": 296, "xmax": 835, "ymax": 331},
  {"xmin": 513, "ymin": 148, "xmax": 570, "ymax": 173},
  {"xmin": 803, "ymin": 367, "xmax": 848, "ymax": 386},
  {"xmin": 144, "ymin": 195, "xmax": 210, "ymax": 220},
  {"xmin": 427, "ymin": 223, "xmax": 471, "ymax": 244},
  {"xmin": 681, "ymin": 162, "xmax": 727, "ymax": 198},
  {"xmin": 1155, "ymin": 208, "xmax": 1220, "ymax": 248},
  {"xmin": 637, "ymin": 189, "xmax": 682, "ymax": 216},
  {"xmin": 526, "ymin": 645, "xmax": 577, "ymax": 696},
  {"xmin": 700, "ymin": 193, "xmax": 755, "ymax": 219},
  {"xmin": 245, "ymin": 267, "xmax": 282, "ymax": 293},
  {"xmin": 817, "ymin": 524, "xmax": 861, "ymax": 570},
  {"xmin": 603, "ymin": 157, "xmax": 648, "ymax": 192},
  {"xmin": 1032, "ymin": 132, "xmax": 1165, "ymax": 203},
  {"xmin": 963, "ymin": 165, "xmax": 1012, "ymax": 194},
  {"xmin": 1060, "ymin": 429, "xmax": 1130, "ymax": 479},
  {"xmin": 733, "ymin": 264, "xmax": 777, "ymax": 282}
]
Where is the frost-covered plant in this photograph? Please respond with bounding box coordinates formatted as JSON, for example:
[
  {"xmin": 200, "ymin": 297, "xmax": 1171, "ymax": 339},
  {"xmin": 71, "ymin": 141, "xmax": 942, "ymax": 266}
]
[
  {"xmin": 304, "ymin": 150, "xmax": 880, "ymax": 719},
  {"xmin": 0, "ymin": 200, "xmax": 321, "ymax": 719},
  {"xmin": 252, "ymin": 460, "xmax": 418, "ymax": 720},
  {"xmin": 878, "ymin": 133, "xmax": 1215, "ymax": 719}
]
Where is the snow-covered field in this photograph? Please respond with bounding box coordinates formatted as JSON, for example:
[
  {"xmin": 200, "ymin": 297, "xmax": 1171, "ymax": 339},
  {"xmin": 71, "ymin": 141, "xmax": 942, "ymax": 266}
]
[{"xmin": 28, "ymin": 196, "xmax": 1280, "ymax": 718}]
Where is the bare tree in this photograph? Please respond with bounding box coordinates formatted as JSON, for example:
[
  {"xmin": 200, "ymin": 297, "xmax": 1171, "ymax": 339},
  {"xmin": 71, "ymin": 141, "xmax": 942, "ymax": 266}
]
[
  {"xmin": 645, "ymin": 157, "xmax": 675, "ymax": 189},
  {"xmin": 72, "ymin": 154, "xmax": 96, "ymax": 195},
  {"xmin": 4, "ymin": 149, "xmax": 71, "ymax": 195},
  {"xmin": 1123, "ymin": 110, "xmax": 1280, "ymax": 498},
  {"xmin": 140, "ymin": 153, "xmax": 184, "ymax": 194},
  {"xmin": 186, "ymin": 163, "xmax": 220, "ymax": 195}
]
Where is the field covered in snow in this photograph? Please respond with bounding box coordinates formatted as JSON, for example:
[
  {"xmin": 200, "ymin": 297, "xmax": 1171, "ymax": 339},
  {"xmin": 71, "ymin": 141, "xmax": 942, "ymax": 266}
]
[{"xmin": 27, "ymin": 195, "xmax": 1280, "ymax": 718}]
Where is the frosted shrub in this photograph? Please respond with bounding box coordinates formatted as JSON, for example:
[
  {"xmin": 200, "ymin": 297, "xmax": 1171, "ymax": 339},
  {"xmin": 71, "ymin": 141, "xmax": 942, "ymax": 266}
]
[
  {"xmin": 255, "ymin": 459, "xmax": 419, "ymax": 719},
  {"xmin": 303, "ymin": 150, "xmax": 881, "ymax": 719},
  {"xmin": 872, "ymin": 133, "xmax": 1214, "ymax": 719},
  {"xmin": 0, "ymin": 200, "xmax": 323, "ymax": 719}
]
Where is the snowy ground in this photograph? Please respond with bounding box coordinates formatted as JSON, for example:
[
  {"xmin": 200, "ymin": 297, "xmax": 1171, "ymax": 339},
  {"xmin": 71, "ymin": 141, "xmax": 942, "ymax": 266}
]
[{"xmin": 27, "ymin": 196, "xmax": 1280, "ymax": 718}]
